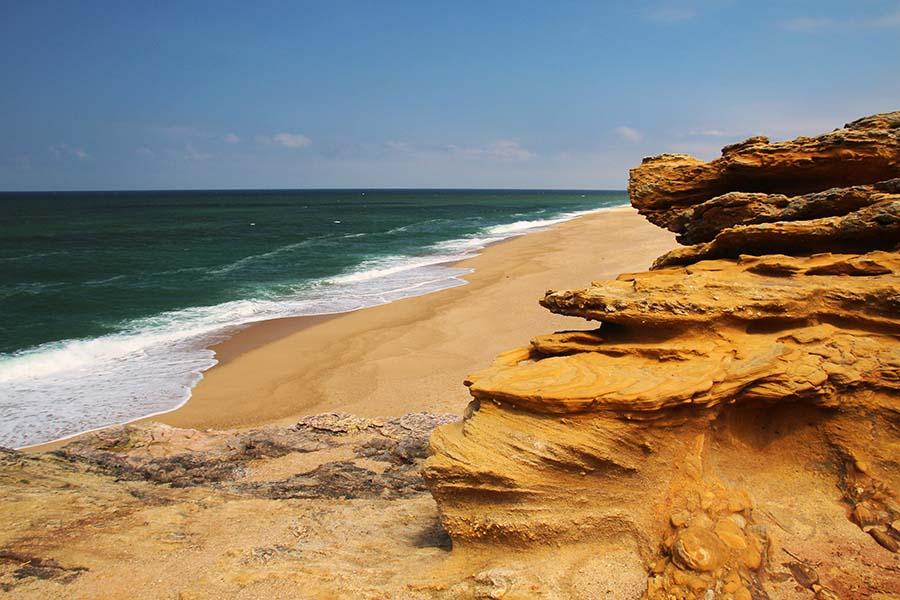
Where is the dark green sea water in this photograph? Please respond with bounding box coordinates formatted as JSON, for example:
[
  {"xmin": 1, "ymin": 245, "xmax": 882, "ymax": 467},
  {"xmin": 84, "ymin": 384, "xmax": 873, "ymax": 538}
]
[{"xmin": 0, "ymin": 189, "xmax": 626, "ymax": 447}]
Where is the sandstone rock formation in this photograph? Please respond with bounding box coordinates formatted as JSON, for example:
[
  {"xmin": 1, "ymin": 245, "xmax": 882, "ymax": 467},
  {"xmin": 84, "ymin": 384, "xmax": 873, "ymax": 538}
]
[
  {"xmin": 425, "ymin": 112, "xmax": 900, "ymax": 599},
  {"xmin": 629, "ymin": 112, "xmax": 900, "ymax": 235}
]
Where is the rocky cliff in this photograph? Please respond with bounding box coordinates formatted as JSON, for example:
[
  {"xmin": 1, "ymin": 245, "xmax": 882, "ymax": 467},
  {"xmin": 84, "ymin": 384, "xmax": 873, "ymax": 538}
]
[{"xmin": 424, "ymin": 113, "xmax": 900, "ymax": 599}]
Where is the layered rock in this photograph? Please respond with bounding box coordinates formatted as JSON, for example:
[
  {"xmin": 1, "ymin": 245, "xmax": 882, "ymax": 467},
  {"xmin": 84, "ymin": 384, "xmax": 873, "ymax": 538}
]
[
  {"xmin": 629, "ymin": 112, "xmax": 900, "ymax": 234},
  {"xmin": 425, "ymin": 113, "xmax": 900, "ymax": 599}
]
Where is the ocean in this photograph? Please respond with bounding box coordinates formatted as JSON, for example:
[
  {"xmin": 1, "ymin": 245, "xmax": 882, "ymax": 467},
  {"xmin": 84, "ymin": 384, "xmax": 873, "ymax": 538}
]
[{"xmin": 0, "ymin": 189, "xmax": 627, "ymax": 447}]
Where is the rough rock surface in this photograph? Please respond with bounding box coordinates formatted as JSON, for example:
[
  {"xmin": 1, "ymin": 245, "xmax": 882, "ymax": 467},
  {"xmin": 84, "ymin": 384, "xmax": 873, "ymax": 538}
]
[
  {"xmin": 629, "ymin": 112, "xmax": 900, "ymax": 234},
  {"xmin": 1, "ymin": 413, "xmax": 461, "ymax": 598},
  {"xmin": 425, "ymin": 113, "xmax": 900, "ymax": 599},
  {"xmin": 55, "ymin": 412, "xmax": 454, "ymax": 499}
]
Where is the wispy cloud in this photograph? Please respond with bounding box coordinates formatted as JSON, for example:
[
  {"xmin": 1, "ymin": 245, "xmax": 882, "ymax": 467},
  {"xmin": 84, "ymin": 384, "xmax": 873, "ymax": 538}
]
[
  {"xmin": 777, "ymin": 16, "xmax": 835, "ymax": 32},
  {"xmin": 151, "ymin": 125, "xmax": 242, "ymax": 145},
  {"xmin": 778, "ymin": 8, "xmax": 900, "ymax": 32},
  {"xmin": 135, "ymin": 147, "xmax": 155, "ymax": 157},
  {"xmin": 449, "ymin": 140, "xmax": 535, "ymax": 161},
  {"xmin": 688, "ymin": 129, "xmax": 731, "ymax": 137},
  {"xmin": 183, "ymin": 143, "xmax": 213, "ymax": 161},
  {"xmin": 384, "ymin": 140, "xmax": 415, "ymax": 153},
  {"xmin": 645, "ymin": 5, "xmax": 697, "ymax": 23},
  {"xmin": 615, "ymin": 126, "xmax": 643, "ymax": 142},
  {"xmin": 258, "ymin": 132, "xmax": 312, "ymax": 148},
  {"xmin": 383, "ymin": 139, "xmax": 535, "ymax": 161},
  {"xmin": 49, "ymin": 144, "xmax": 89, "ymax": 159},
  {"xmin": 152, "ymin": 125, "xmax": 209, "ymax": 140}
]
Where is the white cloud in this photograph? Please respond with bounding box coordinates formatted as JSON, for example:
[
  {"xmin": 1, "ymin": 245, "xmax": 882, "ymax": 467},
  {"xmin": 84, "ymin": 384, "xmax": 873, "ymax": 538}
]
[
  {"xmin": 152, "ymin": 125, "xmax": 243, "ymax": 146},
  {"xmin": 874, "ymin": 8, "xmax": 900, "ymax": 27},
  {"xmin": 264, "ymin": 132, "xmax": 312, "ymax": 148},
  {"xmin": 615, "ymin": 126, "xmax": 643, "ymax": 142},
  {"xmin": 135, "ymin": 147, "xmax": 155, "ymax": 157},
  {"xmin": 183, "ymin": 143, "xmax": 212, "ymax": 161},
  {"xmin": 153, "ymin": 125, "xmax": 209, "ymax": 140},
  {"xmin": 777, "ymin": 16, "xmax": 836, "ymax": 32},
  {"xmin": 645, "ymin": 5, "xmax": 697, "ymax": 23},
  {"xmin": 688, "ymin": 129, "xmax": 730, "ymax": 137},
  {"xmin": 384, "ymin": 140, "xmax": 415, "ymax": 153},
  {"xmin": 49, "ymin": 144, "xmax": 89, "ymax": 159},
  {"xmin": 778, "ymin": 9, "xmax": 900, "ymax": 31},
  {"xmin": 450, "ymin": 140, "xmax": 535, "ymax": 161}
]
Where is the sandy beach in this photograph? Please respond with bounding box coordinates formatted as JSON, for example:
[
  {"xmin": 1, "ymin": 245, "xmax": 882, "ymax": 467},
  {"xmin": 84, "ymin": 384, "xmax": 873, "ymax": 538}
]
[{"xmin": 153, "ymin": 207, "xmax": 675, "ymax": 431}]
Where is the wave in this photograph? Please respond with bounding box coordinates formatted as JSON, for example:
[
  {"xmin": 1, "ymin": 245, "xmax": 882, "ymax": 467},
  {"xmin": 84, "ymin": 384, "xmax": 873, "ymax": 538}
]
[
  {"xmin": 0, "ymin": 201, "xmax": 626, "ymax": 449},
  {"xmin": 207, "ymin": 234, "xmax": 334, "ymax": 276},
  {"xmin": 483, "ymin": 208, "xmax": 603, "ymax": 237},
  {"xmin": 383, "ymin": 218, "xmax": 444, "ymax": 235},
  {"xmin": 0, "ymin": 250, "xmax": 67, "ymax": 263},
  {"xmin": 327, "ymin": 254, "xmax": 464, "ymax": 285}
]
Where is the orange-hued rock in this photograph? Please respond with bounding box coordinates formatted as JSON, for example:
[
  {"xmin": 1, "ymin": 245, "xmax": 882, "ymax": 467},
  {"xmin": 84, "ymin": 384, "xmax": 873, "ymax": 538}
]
[
  {"xmin": 629, "ymin": 111, "xmax": 900, "ymax": 233},
  {"xmin": 425, "ymin": 112, "xmax": 900, "ymax": 599},
  {"xmin": 542, "ymin": 251, "xmax": 900, "ymax": 329},
  {"xmin": 651, "ymin": 199, "xmax": 899, "ymax": 268},
  {"xmin": 677, "ymin": 179, "xmax": 899, "ymax": 244}
]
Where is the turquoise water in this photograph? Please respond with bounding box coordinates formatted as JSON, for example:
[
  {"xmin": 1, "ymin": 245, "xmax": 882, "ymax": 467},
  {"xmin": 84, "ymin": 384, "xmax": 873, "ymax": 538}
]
[{"xmin": 0, "ymin": 189, "xmax": 626, "ymax": 447}]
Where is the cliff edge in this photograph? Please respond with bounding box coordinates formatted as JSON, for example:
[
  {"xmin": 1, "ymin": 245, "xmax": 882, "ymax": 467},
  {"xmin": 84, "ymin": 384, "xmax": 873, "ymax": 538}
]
[{"xmin": 424, "ymin": 113, "xmax": 900, "ymax": 599}]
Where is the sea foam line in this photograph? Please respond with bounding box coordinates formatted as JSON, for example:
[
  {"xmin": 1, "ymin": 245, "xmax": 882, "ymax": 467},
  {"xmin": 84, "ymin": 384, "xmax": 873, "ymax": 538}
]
[{"xmin": 2, "ymin": 202, "xmax": 626, "ymax": 449}]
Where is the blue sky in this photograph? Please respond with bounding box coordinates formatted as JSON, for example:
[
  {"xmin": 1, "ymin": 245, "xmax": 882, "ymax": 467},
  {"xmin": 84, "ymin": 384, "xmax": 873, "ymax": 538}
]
[{"xmin": 1, "ymin": 1, "xmax": 898, "ymax": 190}]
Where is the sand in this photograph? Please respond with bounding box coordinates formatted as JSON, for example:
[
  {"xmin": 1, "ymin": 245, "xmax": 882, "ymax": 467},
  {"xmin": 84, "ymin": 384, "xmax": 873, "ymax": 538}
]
[{"xmin": 151, "ymin": 207, "xmax": 675, "ymax": 431}]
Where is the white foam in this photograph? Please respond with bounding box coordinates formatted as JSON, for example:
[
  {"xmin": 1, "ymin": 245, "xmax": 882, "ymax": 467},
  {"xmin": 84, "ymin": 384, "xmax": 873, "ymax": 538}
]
[
  {"xmin": 326, "ymin": 253, "xmax": 464, "ymax": 285},
  {"xmin": 483, "ymin": 208, "xmax": 602, "ymax": 236},
  {"xmin": 1, "ymin": 202, "xmax": 626, "ymax": 448}
]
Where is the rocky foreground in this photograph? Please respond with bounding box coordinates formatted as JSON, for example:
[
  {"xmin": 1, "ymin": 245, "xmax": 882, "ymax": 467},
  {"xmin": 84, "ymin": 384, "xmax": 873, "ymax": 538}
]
[
  {"xmin": 2, "ymin": 113, "xmax": 898, "ymax": 599},
  {"xmin": 1, "ymin": 414, "xmax": 462, "ymax": 598},
  {"xmin": 424, "ymin": 112, "xmax": 900, "ymax": 599}
]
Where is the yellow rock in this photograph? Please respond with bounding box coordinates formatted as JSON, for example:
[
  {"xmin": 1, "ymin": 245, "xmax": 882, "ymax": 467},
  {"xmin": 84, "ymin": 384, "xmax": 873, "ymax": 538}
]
[
  {"xmin": 672, "ymin": 527, "xmax": 725, "ymax": 572},
  {"xmin": 740, "ymin": 534, "xmax": 764, "ymax": 570},
  {"xmin": 715, "ymin": 518, "xmax": 747, "ymax": 550},
  {"xmin": 422, "ymin": 113, "xmax": 900, "ymax": 597},
  {"xmin": 734, "ymin": 587, "xmax": 752, "ymax": 600}
]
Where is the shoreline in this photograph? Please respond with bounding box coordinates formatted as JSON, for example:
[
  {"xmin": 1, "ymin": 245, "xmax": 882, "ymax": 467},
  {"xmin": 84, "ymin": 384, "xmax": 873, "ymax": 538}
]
[
  {"xmin": 202, "ymin": 204, "xmax": 641, "ymax": 368},
  {"xmin": 152, "ymin": 206, "xmax": 674, "ymax": 430},
  {"xmin": 26, "ymin": 205, "xmax": 674, "ymax": 452}
]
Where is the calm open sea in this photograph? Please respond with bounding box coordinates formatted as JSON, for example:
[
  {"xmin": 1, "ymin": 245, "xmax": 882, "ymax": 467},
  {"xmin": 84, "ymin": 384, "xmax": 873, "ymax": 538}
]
[{"xmin": 0, "ymin": 189, "xmax": 626, "ymax": 447}]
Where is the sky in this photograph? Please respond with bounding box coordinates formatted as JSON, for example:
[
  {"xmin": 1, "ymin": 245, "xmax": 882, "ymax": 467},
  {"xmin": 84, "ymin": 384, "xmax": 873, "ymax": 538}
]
[{"xmin": 1, "ymin": 1, "xmax": 898, "ymax": 190}]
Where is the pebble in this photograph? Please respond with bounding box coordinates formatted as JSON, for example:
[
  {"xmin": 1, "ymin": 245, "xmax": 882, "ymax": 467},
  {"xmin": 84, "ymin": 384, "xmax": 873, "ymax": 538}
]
[
  {"xmin": 727, "ymin": 513, "xmax": 747, "ymax": 529},
  {"xmin": 715, "ymin": 518, "xmax": 748, "ymax": 550},
  {"xmin": 672, "ymin": 526, "xmax": 725, "ymax": 572},
  {"xmin": 670, "ymin": 510, "xmax": 691, "ymax": 528}
]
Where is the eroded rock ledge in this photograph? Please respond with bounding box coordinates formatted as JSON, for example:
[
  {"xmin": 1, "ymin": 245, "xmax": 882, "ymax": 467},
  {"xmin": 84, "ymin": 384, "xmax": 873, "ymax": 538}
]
[
  {"xmin": 424, "ymin": 112, "xmax": 900, "ymax": 599},
  {"xmin": 629, "ymin": 112, "xmax": 900, "ymax": 234}
]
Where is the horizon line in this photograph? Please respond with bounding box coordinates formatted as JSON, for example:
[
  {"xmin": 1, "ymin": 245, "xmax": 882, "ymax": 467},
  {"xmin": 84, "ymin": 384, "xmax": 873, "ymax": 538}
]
[{"xmin": 0, "ymin": 186, "xmax": 629, "ymax": 195}]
